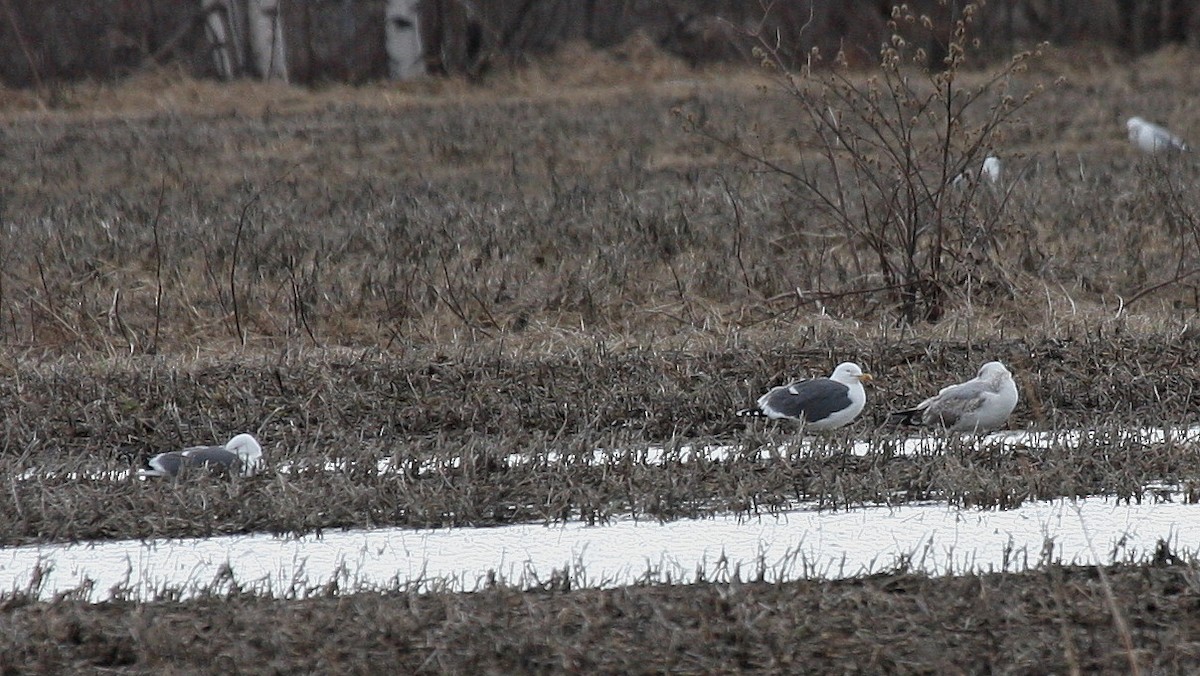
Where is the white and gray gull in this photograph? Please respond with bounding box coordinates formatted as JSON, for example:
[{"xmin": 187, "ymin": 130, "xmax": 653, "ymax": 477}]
[
  {"xmin": 952, "ymin": 155, "xmax": 1002, "ymax": 189},
  {"xmin": 1127, "ymin": 116, "xmax": 1189, "ymax": 153},
  {"xmin": 738, "ymin": 361, "xmax": 872, "ymax": 430},
  {"xmin": 139, "ymin": 433, "xmax": 264, "ymax": 478},
  {"xmin": 890, "ymin": 361, "xmax": 1018, "ymax": 434}
]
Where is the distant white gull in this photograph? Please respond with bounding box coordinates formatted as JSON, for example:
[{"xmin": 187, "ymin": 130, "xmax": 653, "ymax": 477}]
[
  {"xmin": 952, "ymin": 156, "xmax": 1002, "ymax": 189},
  {"xmin": 737, "ymin": 362, "xmax": 871, "ymax": 430},
  {"xmin": 139, "ymin": 433, "xmax": 263, "ymax": 478},
  {"xmin": 890, "ymin": 361, "xmax": 1018, "ymax": 434},
  {"xmin": 981, "ymin": 156, "xmax": 1002, "ymax": 183},
  {"xmin": 1127, "ymin": 116, "xmax": 1188, "ymax": 153}
]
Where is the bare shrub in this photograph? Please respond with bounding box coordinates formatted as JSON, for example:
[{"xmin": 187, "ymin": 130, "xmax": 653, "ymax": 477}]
[
  {"xmin": 1119, "ymin": 159, "xmax": 1200, "ymax": 309},
  {"xmin": 689, "ymin": 1, "xmax": 1047, "ymax": 324}
]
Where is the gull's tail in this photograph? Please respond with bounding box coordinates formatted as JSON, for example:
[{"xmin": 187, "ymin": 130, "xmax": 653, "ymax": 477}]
[{"xmin": 887, "ymin": 408, "xmax": 924, "ymax": 427}]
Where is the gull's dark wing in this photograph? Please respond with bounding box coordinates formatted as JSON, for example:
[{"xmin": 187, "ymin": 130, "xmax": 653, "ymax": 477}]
[
  {"xmin": 758, "ymin": 378, "xmax": 851, "ymax": 422},
  {"xmin": 180, "ymin": 446, "xmax": 243, "ymax": 470},
  {"xmin": 147, "ymin": 445, "xmax": 241, "ymax": 476}
]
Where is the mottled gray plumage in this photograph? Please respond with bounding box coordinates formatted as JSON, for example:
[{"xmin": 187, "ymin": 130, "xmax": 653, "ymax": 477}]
[
  {"xmin": 890, "ymin": 361, "xmax": 1018, "ymax": 434},
  {"xmin": 738, "ymin": 362, "xmax": 871, "ymax": 431}
]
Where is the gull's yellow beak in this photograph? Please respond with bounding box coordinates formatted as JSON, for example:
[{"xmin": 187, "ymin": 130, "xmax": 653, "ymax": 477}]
[{"xmin": 858, "ymin": 373, "xmax": 873, "ymax": 383}]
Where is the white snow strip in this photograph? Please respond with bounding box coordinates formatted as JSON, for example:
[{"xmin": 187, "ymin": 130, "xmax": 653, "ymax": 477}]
[{"xmin": 1, "ymin": 492, "xmax": 1196, "ymax": 603}]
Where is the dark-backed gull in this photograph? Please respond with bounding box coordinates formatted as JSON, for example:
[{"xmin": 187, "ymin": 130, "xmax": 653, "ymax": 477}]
[
  {"xmin": 738, "ymin": 361, "xmax": 871, "ymax": 430},
  {"xmin": 139, "ymin": 433, "xmax": 263, "ymax": 478}
]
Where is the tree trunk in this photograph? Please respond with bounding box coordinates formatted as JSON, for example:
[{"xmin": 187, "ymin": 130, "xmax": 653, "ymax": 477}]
[
  {"xmin": 386, "ymin": 0, "xmax": 425, "ymax": 80},
  {"xmin": 246, "ymin": 0, "xmax": 288, "ymax": 81},
  {"xmin": 202, "ymin": 0, "xmax": 242, "ymax": 80},
  {"xmin": 201, "ymin": 0, "xmax": 287, "ymax": 81}
]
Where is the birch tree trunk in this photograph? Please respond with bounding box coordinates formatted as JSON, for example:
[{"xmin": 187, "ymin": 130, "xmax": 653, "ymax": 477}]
[
  {"xmin": 386, "ymin": 0, "xmax": 425, "ymax": 80},
  {"xmin": 246, "ymin": 0, "xmax": 288, "ymax": 81},
  {"xmin": 200, "ymin": 0, "xmax": 287, "ymax": 81},
  {"xmin": 202, "ymin": 0, "xmax": 242, "ymax": 80}
]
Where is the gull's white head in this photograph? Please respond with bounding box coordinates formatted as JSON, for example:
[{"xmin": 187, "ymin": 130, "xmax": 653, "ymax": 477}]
[
  {"xmin": 226, "ymin": 433, "xmax": 263, "ymax": 463},
  {"xmin": 977, "ymin": 361, "xmax": 1011, "ymax": 382},
  {"xmin": 831, "ymin": 362, "xmax": 872, "ymax": 384},
  {"xmin": 1126, "ymin": 116, "xmax": 1145, "ymax": 133}
]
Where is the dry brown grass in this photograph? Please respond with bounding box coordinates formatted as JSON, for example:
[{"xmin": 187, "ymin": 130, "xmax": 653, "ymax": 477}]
[
  {"xmin": 1, "ymin": 47, "xmax": 1199, "ymax": 354},
  {"xmin": 0, "ymin": 329, "xmax": 1197, "ymax": 545},
  {"xmin": 4, "ymin": 558, "xmax": 1200, "ymax": 674}
]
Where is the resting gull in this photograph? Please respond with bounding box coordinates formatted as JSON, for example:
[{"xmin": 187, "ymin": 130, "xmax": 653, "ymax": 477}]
[
  {"xmin": 737, "ymin": 362, "xmax": 872, "ymax": 430},
  {"xmin": 952, "ymin": 156, "xmax": 1002, "ymax": 189},
  {"xmin": 139, "ymin": 433, "xmax": 264, "ymax": 478},
  {"xmin": 1127, "ymin": 117, "xmax": 1188, "ymax": 153},
  {"xmin": 890, "ymin": 361, "xmax": 1018, "ymax": 434}
]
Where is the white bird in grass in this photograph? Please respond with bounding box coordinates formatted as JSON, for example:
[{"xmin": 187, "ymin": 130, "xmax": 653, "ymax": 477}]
[
  {"xmin": 981, "ymin": 156, "xmax": 1002, "ymax": 183},
  {"xmin": 890, "ymin": 361, "xmax": 1018, "ymax": 434},
  {"xmin": 951, "ymin": 156, "xmax": 1003, "ymax": 189},
  {"xmin": 737, "ymin": 362, "xmax": 872, "ymax": 430},
  {"xmin": 139, "ymin": 433, "xmax": 264, "ymax": 478},
  {"xmin": 1127, "ymin": 116, "xmax": 1188, "ymax": 153}
]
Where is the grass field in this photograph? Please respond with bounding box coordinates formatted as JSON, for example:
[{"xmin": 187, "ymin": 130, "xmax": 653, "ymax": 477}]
[{"xmin": 5, "ymin": 37, "xmax": 1200, "ymax": 672}]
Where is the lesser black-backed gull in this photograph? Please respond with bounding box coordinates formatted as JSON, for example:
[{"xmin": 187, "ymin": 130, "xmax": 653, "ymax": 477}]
[
  {"xmin": 139, "ymin": 433, "xmax": 263, "ymax": 478},
  {"xmin": 738, "ymin": 362, "xmax": 872, "ymax": 430}
]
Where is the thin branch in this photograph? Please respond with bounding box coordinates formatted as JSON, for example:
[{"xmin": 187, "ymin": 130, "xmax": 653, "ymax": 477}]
[{"xmin": 150, "ymin": 175, "xmax": 167, "ymax": 354}]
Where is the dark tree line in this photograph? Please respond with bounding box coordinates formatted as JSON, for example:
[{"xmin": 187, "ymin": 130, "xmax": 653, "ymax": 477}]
[{"xmin": 0, "ymin": 0, "xmax": 1196, "ymax": 88}]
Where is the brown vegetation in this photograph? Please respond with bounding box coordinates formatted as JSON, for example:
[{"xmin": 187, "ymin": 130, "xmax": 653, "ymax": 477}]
[
  {"xmin": 2, "ymin": 331, "xmax": 1200, "ymax": 546},
  {"xmin": 4, "ymin": 558, "xmax": 1200, "ymax": 673},
  {"xmin": 1, "ymin": 47, "xmax": 1199, "ymax": 353}
]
